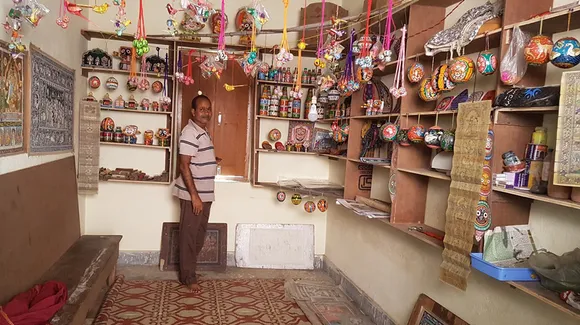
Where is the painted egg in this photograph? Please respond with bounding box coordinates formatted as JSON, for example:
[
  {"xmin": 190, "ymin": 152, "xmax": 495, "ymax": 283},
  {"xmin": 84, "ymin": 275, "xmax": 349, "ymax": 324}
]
[
  {"xmin": 356, "ymin": 66, "xmax": 373, "ymax": 83},
  {"xmin": 524, "ymin": 35, "xmax": 553, "ymax": 66},
  {"xmin": 407, "ymin": 62, "xmax": 425, "ymax": 83},
  {"xmin": 480, "ymin": 164, "xmax": 492, "ymax": 198},
  {"xmin": 418, "ymin": 78, "xmax": 440, "ymax": 102},
  {"xmin": 440, "ymin": 130, "xmax": 455, "ymax": 152},
  {"xmin": 276, "ymin": 191, "xmax": 286, "ymax": 202},
  {"xmin": 425, "ymin": 126, "xmax": 444, "ymax": 149},
  {"xmin": 396, "ymin": 128, "xmax": 410, "ymax": 147},
  {"xmin": 89, "ymin": 76, "xmax": 101, "ymax": 89},
  {"xmin": 407, "ymin": 125, "xmax": 425, "ymax": 144},
  {"xmin": 431, "ymin": 64, "xmax": 456, "ymax": 93},
  {"xmin": 105, "ymin": 77, "xmax": 118, "ymax": 90},
  {"xmin": 485, "ymin": 129, "xmax": 494, "ymax": 161},
  {"xmin": 100, "ymin": 117, "xmax": 115, "ymax": 131},
  {"xmin": 477, "ymin": 51, "xmax": 497, "ymax": 75},
  {"xmin": 474, "ymin": 200, "xmax": 492, "ymax": 231},
  {"xmin": 448, "ymin": 56, "xmax": 475, "ymax": 84},
  {"xmin": 304, "ymin": 201, "xmax": 316, "ymax": 213},
  {"xmin": 550, "ymin": 37, "xmax": 580, "ymax": 69},
  {"xmin": 380, "ymin": 123, "xmax": 399, "ymax": 142},
  {"xmin": 291, "ymin": 193, "xmax": 302, "ymax": 205},
  {"xmin": 317, "ymin": 199, "xmax": 328, "ymax": 212}
]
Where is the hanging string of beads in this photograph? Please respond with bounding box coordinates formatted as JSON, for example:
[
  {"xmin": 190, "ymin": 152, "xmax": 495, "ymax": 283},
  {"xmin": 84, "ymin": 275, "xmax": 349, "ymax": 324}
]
[
  {"xmin": 215, "ymin": 0, "xmax": 228, "ymax": 61},
  {"xmin": 276, "ymin": 0, "xmax": 293, "ymax": 67}
]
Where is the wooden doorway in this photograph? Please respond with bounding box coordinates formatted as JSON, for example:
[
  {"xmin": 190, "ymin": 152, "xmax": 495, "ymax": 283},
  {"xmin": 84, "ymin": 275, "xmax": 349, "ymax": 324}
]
[{"xmin": 179, "ymin": 52, "xmax": 250, "ymax": 179}]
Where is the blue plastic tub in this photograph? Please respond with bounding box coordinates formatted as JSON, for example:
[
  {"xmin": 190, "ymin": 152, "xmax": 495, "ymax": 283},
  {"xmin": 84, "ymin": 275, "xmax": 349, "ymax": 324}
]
[{"xmin": 470, "ymin": 253, "xmax": 539, "ymax": 282}]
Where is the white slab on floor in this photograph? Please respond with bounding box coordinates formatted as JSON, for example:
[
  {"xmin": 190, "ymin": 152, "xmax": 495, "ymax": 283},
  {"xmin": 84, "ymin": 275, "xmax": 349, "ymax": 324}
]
[{"xmin": 235, "ymin": 224, "xmax": 315, "ymax": 269}]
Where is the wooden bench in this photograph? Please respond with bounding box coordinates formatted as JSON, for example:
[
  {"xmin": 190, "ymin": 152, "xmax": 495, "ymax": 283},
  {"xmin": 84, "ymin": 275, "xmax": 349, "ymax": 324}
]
[{"xmin": 0, "ymin": 157, "xmax": 121, "ymax": 325}]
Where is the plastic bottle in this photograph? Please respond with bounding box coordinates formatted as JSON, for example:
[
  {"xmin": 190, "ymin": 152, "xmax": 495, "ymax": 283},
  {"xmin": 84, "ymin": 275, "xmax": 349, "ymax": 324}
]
[
  {"xmin": 279, "ymin": 87, "xmax": 289, "ymax": 118},
  {"xmin": 269, "ymin": 87, "xmax": 279, "ymax": 117},
  {"xmin": 259, "ymin": 86, "xmax": 270, "ymax": 116}
]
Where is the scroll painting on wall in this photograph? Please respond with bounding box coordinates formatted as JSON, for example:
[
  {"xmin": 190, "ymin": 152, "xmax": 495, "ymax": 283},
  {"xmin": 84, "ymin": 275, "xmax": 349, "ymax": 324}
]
[
  {"xmin": 554, "ymin": 71, "xmax": 580, "ymax": 187},
  {"xmin": 0, "ymin": 40, "xmax": 25, "ymax": 156}
]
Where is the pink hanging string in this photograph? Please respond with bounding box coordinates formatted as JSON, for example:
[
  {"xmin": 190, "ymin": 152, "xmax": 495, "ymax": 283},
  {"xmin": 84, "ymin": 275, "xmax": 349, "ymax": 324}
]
[
  {"xmin": 391, "ymin": 25, "xmax": 407, "ymax": 98},
  {"xmin": 218, "ymin": 0, "xmax": 226, "ymax": 50},
  {"xmin": 316, "ymin": 0, "xmax": 326, "ymax": 58},
  {"xmin": 383, "ymin": 0, "xmax": 394, "ymax": 50}
]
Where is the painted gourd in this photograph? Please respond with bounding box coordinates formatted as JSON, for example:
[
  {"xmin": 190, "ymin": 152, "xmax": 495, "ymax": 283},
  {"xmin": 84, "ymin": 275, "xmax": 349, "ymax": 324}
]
[
  {"xmin": 550, "ymin": 37, "xmax": 580, "ymax": 69},
  {"xmin": 291, "ymin": 193, "xmax": 302, "ymax": 205},
  {"xmin": 380, "ymin": 123, "xmax": 399, "ymax": 142},
  {"xmin": 524, "ymin": 35, "xmax": 553, "ymax": 66},
  {"xmin": 105, "ymin": 77, "xmax": 118, "ymax": 90},
  {"xmin": 407, "ymin": 62, "xmax": 425, "ymax": 83},
  {"xmin": 396, "ymin": 128, "xmax": 410, "ymax": 147},
  {"xmin": 440, "ymin": 130, "xmax": 455, "ymax": 152},
  {"xmin": 477, "ymin": 51, "xmax": 497, "ymax": 75},
  {"xmin": 407, "ymin": 125, "xmax": 425, "ymax": 144},
  {"xmin": 425, "ymin": 126, "xmax": 444, "ymax": 149},
  {"xmin": 276, "ymin": 191, "xmax": 286, "ymax": 202},
  {"xmin": 418, "ymin": 78, "xmax": 440, "ymax": 102},
  {"xmin": 448, "ymin": 56, "xmax": 475, "ymax": 83},
  {"xmin": 431, "ymin": 64, "xmax": 456, "ymax": 93},
  {"xmin": 317, "ymin": 199, "xmax": 328, "ymax": 212},
  {"xmin": 304, "ymin": 201, "xmax": 316, "ymax": 213}
]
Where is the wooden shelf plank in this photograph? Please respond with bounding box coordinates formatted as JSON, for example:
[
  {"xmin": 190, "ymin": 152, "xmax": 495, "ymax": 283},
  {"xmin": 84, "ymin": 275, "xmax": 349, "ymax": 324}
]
[
  {"xmin": 257, "ymin": 115, "xmax": 311, "ymax": 122},
  {"xmin": 101, "ymin": 107, "xmax": 172, "ymax": 115},
  {"xmin": 256, "ymin": 181, "xmax": 344, "ymax": 198},
  {"xmin": 100, "ymin": 142, "xmax": 170, "ymax": 150},
  {"xmin": 82, "ymin": 67, "xmax": 173, "ymax": 79},
  {"xmin": 320, "ymin": 154, "xmax": 348, "ymax": 161},
  {"xmin": 508, "ymin": 281, "xmax": 580, "ymax": 320},
  {"xmin": 255, "ymin": 148, "xmax": 318, "ymax": 155},
  {"xmin": 493, "ymin": 186, "xmax": 580, "ymax": 210},
  {"xmin": 398, "ymin": 167, "xmax": 451, "ymax": 181},
  {"xmin": 494, "ymin": 106, "xmax": 559, "ymax": 113},
  {"xmin": 377, "ymin": 219, "xmax": 445, "ymax": 249},
  {"xmin": 100, "ymin": 178, "xmax": 171, "ymax": 185},
  {"xmin": 319, "ymin": 117, "xmax": 351, "ymax": 123},
  {"xmin": 348, "ymin": 158, "xmax": 391, "ymax": 168},
  {"xmin": 503, "ymin": 4, "xmax": 580, "ymax": 35},
  {"xmin": 351, "ymin": 114, "xmax": 399, "ymax": 120},
  {"xmin": 373, "ymin": 60, "xmax": 398, "ymax": 77},
  {"xmin": 257, "ymin": 80, "xmax": 317, "ymax": 88}
]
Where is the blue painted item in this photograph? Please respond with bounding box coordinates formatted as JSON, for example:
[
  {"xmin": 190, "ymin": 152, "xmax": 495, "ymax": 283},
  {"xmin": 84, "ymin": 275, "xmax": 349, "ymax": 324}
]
[
  {"xmin": 550, "ymin": 37, "xmax": 580, "ymax": 69},
  {"xmin": 471, "ymin": 253, "xmax": 539, "ymax": 282}
]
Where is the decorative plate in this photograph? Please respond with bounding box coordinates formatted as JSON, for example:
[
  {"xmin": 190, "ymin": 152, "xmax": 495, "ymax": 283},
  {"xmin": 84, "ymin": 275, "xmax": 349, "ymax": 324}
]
[
  {"xmin": 152, "ymin": 81, "xmax": 164, "ymax": 93},
  {"xmin": 268, "ymin": 128, "xmax": 281, "ymax": 142},
  {"xmin": 89, "ymin": 76, "xmax": 101, "ymax": 89},
  {"xmin": 436, "ymin": 96, "xmax": 453, "ymax": 111}
]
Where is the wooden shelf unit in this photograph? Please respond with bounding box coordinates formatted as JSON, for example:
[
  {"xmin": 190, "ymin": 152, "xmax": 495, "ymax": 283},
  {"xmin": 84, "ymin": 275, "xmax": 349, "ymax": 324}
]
[
  {"xmin": 81, "ymin": 67, "xmax": 174, "ymax": 79},
  {"xmin": 508, "ymin": 281, "xmax": 580, "ymax": 320}
]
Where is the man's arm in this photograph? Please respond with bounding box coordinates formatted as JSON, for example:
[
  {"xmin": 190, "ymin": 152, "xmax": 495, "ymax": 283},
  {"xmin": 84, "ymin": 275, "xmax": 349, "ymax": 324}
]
[{"xmin": 179, "ymin": 154, "xmax": 199, "ymax": 199}]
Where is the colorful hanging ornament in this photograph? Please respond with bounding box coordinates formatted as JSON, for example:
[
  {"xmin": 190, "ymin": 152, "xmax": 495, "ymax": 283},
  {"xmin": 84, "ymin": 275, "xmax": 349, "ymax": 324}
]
[
  {"xmin": 4, "ymin": 0, "xmax": 50, "ymax": 57},
  {"xmin": 106, "ymin": 77, "xmax": 118, "ymax": 90},
  {"xmin": 304, "ymin": 201, "xmax": 316, "ymax": 213},
  {"xmin": 355, "ymin": 0, "xmax": 374, "ymax": 83},
  {"xmin": 377, "ymin": 0, "xmax": 394, "ymax": 65},
  {"xmin": 550, "ymin": 37, "xmax": 580, "ymax": 69},
  {"xmin": 64, "ymin": 0, "xmax": 98, "ymax": 25},
  {"xmin": 112, "ymin": 0, "xmax": 130, "ymax": 36},
  {"xmin": 317, "ymin": 199, "xmax": 328, "ymax": 212},
  {"xmin": 418, "ymin": 78, "xmax": 439, "ymax": 102},
  {"xmin": 396, "ymin": 128, "xmax": 410, "ymax": 147},
  {"xmin": 293, "ymin": 0, "xmax": 307, "ymax": 96},
  {"xmin": 210, "ymin": 9, "xmax": 228, "ymax": 44},
  {"xmin": 407, "ymin": 61, "xmax": 424, "ymax": 84},
  {"xmin": 474, "ymin": 200, "xmax": 491, "ymax": 231},
  {"xmin": 56, "ymin": 0, "xmax": 71, "ymax": 29},
  {"xmin": 235, "ymin": 7, "xmax": 253, "ymax": 45},
  {"xmin": 408, "ymin": 116, "xmax": 425, "ymax": 144},
  {"xmin": 165, "ymin": 3, "xmax": 179, "ymax": 36},
  {"xmin": 485, "ymin": 129, "xmax": 493, "ymax": 161},
  {"xmin": 477, "ymin": 34, "xmax": 496, "ymax": 75},
  {"xmin": 247, "ymin": 0, "xmax": 269, "ymax": 31},
  {"xmin": 380, "ymin": 121, "xmax": 398, "ymax": 142},
  {"xmin": 291, "ymin": 193, "xmax": 302, "ymax": 205},
  {"xmin": 181, "ymin": 50, "xmax": 195, "ymax": 85},
  {"xmin": 431, "ymin": 64, "xmax": 455, "ymax": 93},
  {"xmin": 276, "ymin": 0, "xmax": 293, "ymax": 67},
  {"xmin": 276, "ymin": 191, "xmax": 286, "ymax": 202},
  {"xmin": 390, "ymin": 26, "xmax": 408, "ymax": 98},
  {"xmin": 215, "ymin": 0, "xmax": 228, "ymax": 62},
  {"xmin": 524, "ymin": 19, "xmax": 553, "ymax": 66},
  {"xmin": 448, "ymin": 56, "xmax": 475, "ymax": 84},
  {"xmin": 440, "ymin": 130, "xmax": 455, "ymax": 152}
]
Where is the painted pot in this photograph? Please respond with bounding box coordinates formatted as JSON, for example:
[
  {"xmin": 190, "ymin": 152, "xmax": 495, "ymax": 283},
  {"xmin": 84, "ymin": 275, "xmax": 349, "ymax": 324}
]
[
  {"xmin": 425, "ymin": 126, "xmax": 444, "ymax": 149},
  {"xmin": 550, "ymin": 37, "xmax": 580, "ymax": 69},
  {"xmin": 291, "ymin": 193, "xmax": 302, "ymax": 205},
  {"xmin": 407, "ymin": 125, "xmax": 425, "ymax": 144},
  {"xmin": 448, "ymin": 56, "xmax": 475, "ymax": 84},
  {"xmin": 440, "ymin": 130, "xmax": 455, "ymax": 152},
  {"xmin": 276, "ymin": 191, "xmax": 286, "ymax": 202},
  {"xmin": 477, "ymin": 51, "xmax": 497, "ymax": 75},
  {"xmin": 431, "ymin": 64, "xmax": 456, "ymax": 93},
  {"xmin": 396, "ymin": 128, "xmax": 411, "ymax": 147},
  {"xmin": 380, "ymin": 123, "xmax": 399, "ymax": 142},
  {"xmin": 524, "ymin": 35, "xmax": 553, "ymax": 66},
  {"xmin": 317, "ymin": 199, "xmax": 328, "ymax": 212},
  {"xmin": 304, "ymin": 201, "xmax": 316, "ymax": 213},
  {"xmin": 407, "ymin": 62, "xmax": 425, "ymax": 83},
  {"xmin": 419, "ymin": 78, "xmax": 440, "ymax": 102}
]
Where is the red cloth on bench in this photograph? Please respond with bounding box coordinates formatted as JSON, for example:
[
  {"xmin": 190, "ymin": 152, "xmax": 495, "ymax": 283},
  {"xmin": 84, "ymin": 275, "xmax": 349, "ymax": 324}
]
[{"xmin": 0, "ymin": 281, "xmax": 67, "ymax": 325}]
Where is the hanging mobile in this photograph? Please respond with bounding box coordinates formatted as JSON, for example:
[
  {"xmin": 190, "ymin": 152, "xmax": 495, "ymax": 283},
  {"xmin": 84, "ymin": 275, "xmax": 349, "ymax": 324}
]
[
  {"xmin": 215, "ymin": 0, "xmax": 228, "ymax": 62},
  {"xmin": 378, "ymin": 0, "xmax": 394, "ymax": 64},
  {"xmin": 314, "ymin": 0, "xmax": 327, "ymax": 70},
  {"xmin": 355, "ymin": 0, "xmax": 374, "ymax": 83},
  {"xmin": 276, "ymin": 0, "xmax": 294, "ymax": 67},
  {"xmin": 160, "ymin": 53, "xmax": 172, "ymax": 109},
  {"xmin": 391, "ymin": 25, "xmax": 407, "ymax": 97}
]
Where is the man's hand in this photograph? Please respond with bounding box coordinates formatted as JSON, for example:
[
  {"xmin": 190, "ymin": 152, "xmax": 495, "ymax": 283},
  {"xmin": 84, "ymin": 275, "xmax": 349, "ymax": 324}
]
[
  {"xmin": 191, "ymin": 195, "xmax": 203, "ymax": 215},
  {"xmin": 216, "ymin": 157, "xmax": 223, "ymax": 163}
]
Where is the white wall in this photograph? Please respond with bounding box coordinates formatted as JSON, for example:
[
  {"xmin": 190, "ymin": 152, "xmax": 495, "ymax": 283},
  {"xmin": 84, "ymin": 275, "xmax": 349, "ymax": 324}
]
[
  {"xmin": 0, "ymin": 0, "xmax": 88, "ymax": 231},
  {"xmin": 83, "ymin": 0, "xmax": 348, "ymax": 254}
]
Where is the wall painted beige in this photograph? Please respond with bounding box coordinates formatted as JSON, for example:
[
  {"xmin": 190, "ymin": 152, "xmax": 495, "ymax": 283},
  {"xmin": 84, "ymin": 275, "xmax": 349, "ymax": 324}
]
[
  {"xmin": 0, "ymin": 0, "xmax": 88, "ymax": 231},
  {"xmin": 83, "ymin": 0, "xmax": 347, "ymax": 253}
]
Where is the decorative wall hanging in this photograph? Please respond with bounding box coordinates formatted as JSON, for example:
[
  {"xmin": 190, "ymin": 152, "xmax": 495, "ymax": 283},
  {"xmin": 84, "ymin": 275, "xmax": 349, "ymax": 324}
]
[
  {"xmin": 377, "ymin": 0, "xmax": 394, "ymax": 66},
  {"xmin": 317, "ymin": 199, "xmax": 327, "ymax": 212},
  {"xmin": 288, "ymin": 120, "xmax": 313, "ymax": 147},
  {"xmin": 210, "ymin": 9, "xmax": 228, "ymax": 44},
  {"xmin": 448, "ymin": 56, "xmax": 475, "ymax": 84},
  {"xmin": 82, "ymin": 48, "xmax": 113, "ymax": 69},
  {"xmin": 277, "ymin": 190, "xmax": 286, "ymax": 202},
  {"xmin": 390, "ymin": 26, "xmax": 407, "ymax": 97},
  {"xmin": 524, "ymin": 19, "xmax": 553, "ymax": 66},
  {"xmin": 554, "ymin": 71, "xmax": 580, "ymax": 187},
  {"xmin": 235, "ymin": 7, "xmax": 253, "ymax": 45},
  {"xmin": 105, "ymin": 77, "xmax": 118, "ymax": 90},
  {"xmin": 304, "ymin": 201, "xmax": 316, "ymax": 213},
  {"xmin": 29, "ymin": 44, "xmax": 75, "ymax": 154},
  {"xmin": 291, "ymin": 193, "xmax": 302, "ymax": 205},
  {"xmin": 112, "ymin": 0, "xmax": 130, "ymax": 35},
  {"xmin": 145, "ymin": 48, "xmax": 168, "ymax": 74},
  {"xmin": 431, "ymin": 64, "xmax": 455, "ymax": 93},
  {"xmin": 88, "ymin": 76, "xmax": 100, "ymax": 89},
  {"xmin": 408, "ymin": 116, "xmax": 425, "ymax": 144},
  {"xmin": 550, "ymin": 37, "xmax": 580, "ymax": 69},
  {"xmin": 407, "ymin": 61, "xmax": 424, "ymax": 84},
  {"xmin": 276, "ymin": 0, "xmax": 293, "ymax": 67},
  {"xmin": 354, "ymin": 0, "xmax": 373, "ymax": 83},
  {"xmin": 0, "ymin": 40, "xmax": 26, "ymax": 156},
  {"xmin": 3, "ymin": 0, "xmax": 49, "ymax": 57},
  {"xmin": 424, "ymin": 1, "xmax": 502, "ymax": 58},
  {"xmin": 77, "ymin": 100, "xmax": 100, "ymax": 194},
  {"xmin": 179, "ymin": 12, "xmax": 204, "ymax": 41},
  {"xmin": 440, "ymin": 100, "xmax": 491, "ymax": 291}
]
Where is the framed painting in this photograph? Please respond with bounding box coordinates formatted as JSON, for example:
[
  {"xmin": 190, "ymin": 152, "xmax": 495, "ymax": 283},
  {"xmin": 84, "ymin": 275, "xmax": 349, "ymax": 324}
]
[
  {"xmin": 0, "ymin": 40, "xmax": 26, "ymax": 157},
  {"xmin": 408, "ymin": 294, "xmax": 469, "ymax": 325},
  {"xmin": 159, "ymin": 222, "xmax": 227, "ymax": 272},
  {"xmin": 28, "ymin": 44, "xmax": 75, "ymax": 155}
]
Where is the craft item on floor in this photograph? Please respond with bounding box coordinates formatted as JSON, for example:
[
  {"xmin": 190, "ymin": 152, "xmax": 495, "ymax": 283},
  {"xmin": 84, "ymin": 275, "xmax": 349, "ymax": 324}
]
[
  {"xmin": 424, "ymin": 1, "xmax": 502, "ymax": 57},
  {"xmin": 276, "ymin": 190, "xmax": 286, "ymax": 202},
  {"xmin": 0, "ymin": 42, "xmax": 25, "ymax": 156},
  {"xmin": 304, "ymin": 201, "xmax": 316, "ymax": 213},
  {"xmin": 81, "ymin": 48, "xmax": 113, "ymax": 69},
  {"xmin": 88, "ymin": 76, "xmax": 100, "ymax": 89},
  {"xmin": 407, "ymin": 61, "xmax": 424, "ymax": 83},
  {"xmin": 291, "ymin": 193, "xmax": 302, "ymax": 205},
  {"xmin": 440, "ymin": 100, "xmax": 491, "ymax": 291},
  {"xmin": 29, "ymin": 45, "xmax": 75, "ymax": 154},
  {"xmin": 419, "ymin": 78, "xmax": 440, "ymax": 102},
  {"xmin": 448, "ymin": 56, "xmax": 475, "ymax": 84},
  {"xmin": 431, "ymin": 64, "xmax": 455, "ymax": 93},
  {"xmin": 408, "ymin": 294, "xmax": 469, "ymax": 325},
  {"xmin": 550, "ymin": 37, "xmax": 580, "ymax": 69},
  {"xmin": 105, "ymin": 77, "xmax": 118, "ymax": 90},
  {"xmin": 524, "ymin": 34, "xmax": 553, "ymax": 66},
  {"xmin": 554, "ymin": 71, "xmax": 580, "ymax": 187},
  {"xmin": 113, "ymin": 95, "xmax": 125, "ymax": 109},
  {"xmin": 494, "ymin": 85, "xmax": 560, "ymax": 107},
  {"xmin": 317, "ymin": 199, "xmax": 327, "ymax": 212},
  {"xmin": 268, "ymin": 128, "xmax": 281, "ymax": 142},
  {"xmin": 560, "ymin": 291, "xmax": 580, "ymax": 310},
  {"xmin": 390, "ymin": 26, "xmax": 408, "ymax": 98},
  {"xmin": 143, "ymin": 129, "xmax": 153, "ymax": 145},
  {"xmin": 500, "ymin": 26, "xmax": 530, "ymax": 85},
  {"xmin": 100, "ymin": 93, "xmax": 112, "ymax": 107}
]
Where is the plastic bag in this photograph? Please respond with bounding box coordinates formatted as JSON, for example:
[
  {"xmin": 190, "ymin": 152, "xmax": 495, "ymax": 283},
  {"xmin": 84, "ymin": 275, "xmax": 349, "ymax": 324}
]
[
  {"xmin": 500, "ymin": 26, "xmax": 530, "ymax": 85},
  {"xmin": 529, "ymin": 248, "xmax": 580, "ymax": 292}
]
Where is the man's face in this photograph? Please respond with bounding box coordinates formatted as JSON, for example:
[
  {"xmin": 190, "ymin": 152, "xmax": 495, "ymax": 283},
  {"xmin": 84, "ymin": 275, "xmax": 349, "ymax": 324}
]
[{"xmin": 192, "ymin": 98, "xmax": 212, "ymax": 126}]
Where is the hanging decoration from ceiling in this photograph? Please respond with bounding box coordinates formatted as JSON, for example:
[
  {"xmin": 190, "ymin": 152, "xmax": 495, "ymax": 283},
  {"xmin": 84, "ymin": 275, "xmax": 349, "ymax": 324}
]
[
  {"xmin": 477, "ymin": 34, "xmax": 497, "ymax": 75},
  {"xmin": 390, "ymin": 25, "xmax": 407, "ymax": 98},
  {"xmin": 64, "ymin": 1, "xmax": 100, "ymax": 26},
  {"xmin": 182, "ymin": 49, "xmax": 195, "ymax": 85},
  {"xmin": 3, "ymin": 0, "xmax": 50, "ymax": 57},
  {"xmin": 524, "ymin": 19, "xmax": 553, "ymax": 66},
  {"xmin": 407, "ymin": 60, "xmax": 424, "ymax": 83},
  {"xmin": 56, "ymin": 0, "xmax": 70, "ymax": 28},
  {"xmin": 355, "ymin": 0, "xmax": 373, "ymax": 83},
  {"xmin": 166, "ymin": 3, "xmax": 178, "ymax": 36},
  {"xmin": 321, "ymin": 16, "xmax": 345, "ymax": 70},
  {"xmin": 377, "ymin": 0, "xmax": 394, "ymax": 67},
  {"xmin": 237, "ymin": 21, "xmax": 259, "ymax": 77},
  {"xmin": 112, "ymin": 0, "xmax": 130, "ymax": 35},
  {"xmin": 210, "ymin": 8, "xmax": 228, "ymax": 44},
  {"xmin": 161, "ymin": 53, "xmax": 172, "ymax": 106},
  {"xmin": 448, "ymin": 55, "xmax": 475, "ymax": 84},
  {"xmin": 247, "ymin": 0, "xmax": 269, "ymax": 31},
  {"xmin": 215, "ymin": 0, "xmax": 228, "ymax": 62},
  {"xmin": 235, "ymin": 7, "xmax": 253, "ymax": 46},
  {"xmin": 276, "ymin": 0, "xmax": 293, "ymax": 67},
  {"xmin": 291, "ymin": 0, "xmax": 307, "ymax": 100},
  {"xmin": 135, "ymin": 0, "xmax": 149, "ymax": 91},
  {"xmin": 313, "ymin": 0, "xmax": 327, "ymax": 70},
  {"xmin": 550, "ymin": 14, "xmax": 580, "ymax": 69},
  {"xmin": 337, "ymin": 30, "xmax": 359, "ymax": 97}
]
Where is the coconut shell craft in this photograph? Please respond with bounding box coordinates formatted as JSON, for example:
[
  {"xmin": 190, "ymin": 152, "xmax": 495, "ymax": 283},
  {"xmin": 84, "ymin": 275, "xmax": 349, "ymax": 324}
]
[
  {"xmin": 105, "ymin": 77, "xmax": 118, "ymax": 90},
  {"xmin": 304, "ymin": 201, "xmax": 316, "ymax": 213},
  {"xmin": 276, "ymin": 191, "xmax": 286, "ymax": 202},
  {"xmin": 407, "ymin": 125, "xmax": 425, "ymax": 144},
  {"xmin": 407, "ymin": 62, "xmax": 425, "ymax": 83},
  {"xmin": 440, "ymin": 130, "xmax": 455, "ymax": 152},
  {"xmin": 477, "ymin": 51, "xmax": 497, "ymax": 75},
  {"xmin": 317, "ymin": 199, "xmax": 328, "ymax": 212},
  {"xmin": 396, "ymin": 128, "xmax": 410, "ymax": 147},
  {"xmin": 425, "ymin": 126, "xmax": 444, "ymax": 149},
  {"xmin": 418, "ymin": 78, "xmax": 440, "ymax": 102},
  {"xmin": 431, "ymin": 64, "xmax": 456, "ymax": 93},
  {"xmin": 448, "ymin": 56, "xmax": 475, "ymax": 83},
  {"xmin": 550, "ymin": 37, "xmax": 580, "ymax": 69},
  {"xmin": 524, "ymin": 35, "xmax": 553, "ymax": 66},
  {"xmin": 291, "ymin": 193, "xmax": 302, "ymax": 205},
  {"xmin": 380, "ymin": 123, "xmax": 399, "ymax": 142}
]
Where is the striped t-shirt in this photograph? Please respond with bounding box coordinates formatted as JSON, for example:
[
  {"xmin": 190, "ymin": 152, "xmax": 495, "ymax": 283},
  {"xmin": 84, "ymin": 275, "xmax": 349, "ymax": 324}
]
[{"xmin": 172, "ymin": 120, "xmax": 216, "ymax": 202}]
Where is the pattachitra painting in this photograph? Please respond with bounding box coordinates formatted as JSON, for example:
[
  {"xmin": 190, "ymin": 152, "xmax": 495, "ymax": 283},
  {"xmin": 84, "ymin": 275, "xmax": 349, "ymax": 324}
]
[
  {"xmin": 554, "ymin": 71, "xmax": 580, "ymax": 187},
  {"xmin": 29, "ymin": 44, "xmax": 75, "ymax": 154},
  {"xmin": 0, "ymin": 40, "xmax": 25, "ymax": 156}
]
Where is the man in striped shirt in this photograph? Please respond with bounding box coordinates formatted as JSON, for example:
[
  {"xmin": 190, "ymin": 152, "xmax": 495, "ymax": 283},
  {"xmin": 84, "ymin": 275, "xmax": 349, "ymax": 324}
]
[{"xmin": 172, "ymin": 93, "xmax": 218, "ymax": 293}]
